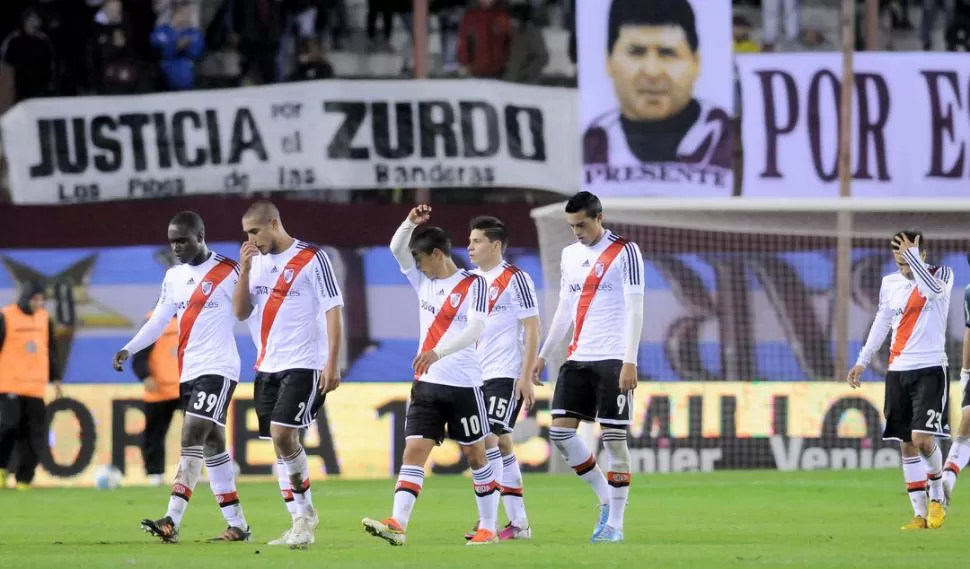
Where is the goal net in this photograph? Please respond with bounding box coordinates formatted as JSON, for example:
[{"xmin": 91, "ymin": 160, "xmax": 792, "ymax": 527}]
[{"xmin": 531, "ymin": 198, "xmax": 970, "ymax": 473}]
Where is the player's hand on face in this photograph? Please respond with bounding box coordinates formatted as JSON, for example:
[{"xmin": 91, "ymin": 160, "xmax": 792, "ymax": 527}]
[
  {"xmin": 619, "ymin": 363, "xmax": 638, "ymax": 391},
  {"xmin": 412, "ymin": 350, "xmax": 439, "ymax": 376},
  {"xmin": 515, "ymin": 376, "xmax": 536, "ymax": 412},
  {"xmin": 531, "ymin": 357, "xmax": 546, "ymax": 384},
  {"xmin": 408, "ymin": 204, "xmax": 431, "ymax": 225},
  {"xmin": 846, "ymin": 364, "xmax": 864, "ymax": 388},
  {"xmin": 240, "ymin": 241, "xmax": 258, "ymax": 270},
  {"xmin": 892, "ymin": 233, "xmax": 918, "ymax": 252},
  {"xmin": 321, "ymin": 361, "xmax": 341, "ymax": 393},
  {"xmin": 112, "ymin": 349, "xmax": 130, "ymax": 372}
]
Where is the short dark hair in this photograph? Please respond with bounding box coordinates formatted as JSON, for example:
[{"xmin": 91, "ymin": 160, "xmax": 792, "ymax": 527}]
[
  {"xmin": 607, "ymin": 0, "xmax": 699, "ymax": 55},
  {"xmin": 469, "ymin": 216, "xmax": 509, "ymax": 247},
  {"xmin": 244, "ymin": 200, "xmax": 280, "ymax": 224},
  {"xmin": 169, "ymin": 211, "xmax": 205, "ymax": 239},
  {"xmin": 410, "ymin": 226, "xmax": 452, "ymax": 257},
  {"xmin": 893, "ymin": 229, "xmax": 926, "ymax": 252},
  {"xmin": 565, "ymin": 191, "xmax": 603, "ymax": 219}
]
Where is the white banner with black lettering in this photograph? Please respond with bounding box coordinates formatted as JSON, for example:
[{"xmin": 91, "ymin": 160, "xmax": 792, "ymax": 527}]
[
  {"xmin": 737, "ymin": 53, "xmax": 970, "ymax": 198},
  {"xmin": 0, "ymin": 80, "xmax": 580, "ymax": 204}
]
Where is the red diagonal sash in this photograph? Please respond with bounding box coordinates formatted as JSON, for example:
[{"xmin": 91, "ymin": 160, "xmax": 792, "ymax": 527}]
[
  {"xmin": 566, "ymin": 238, "xmax": 627, "ymax": 359},
  {"xmin": 415, "ymin": 274, "xmax": 477, "ymax": 379},
  {"xmin": 487, "ymin": 266, "xmax": 519, "ymax": 314},
  {"xmin": 178, "ymin": 259, "xmax": 236, "ymax": 375},
  {"xmin": 254, "ymin": 247, "xmax": 317, "ymax": 369}
]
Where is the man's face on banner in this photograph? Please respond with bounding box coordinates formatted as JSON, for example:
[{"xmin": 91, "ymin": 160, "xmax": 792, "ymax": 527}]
[{"xmin": 607, "ymin": 25, "xmax": 700, "ymax": 121}]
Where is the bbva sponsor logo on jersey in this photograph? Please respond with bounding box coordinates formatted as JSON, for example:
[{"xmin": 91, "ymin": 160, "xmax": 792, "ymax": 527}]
[
  {"xmin": 283, "ymin": 268, "xmax": 295, "ymax": 283},
  {"xmin": 449, "ymin": 293, "xmax": 462, "ymax": 308}
]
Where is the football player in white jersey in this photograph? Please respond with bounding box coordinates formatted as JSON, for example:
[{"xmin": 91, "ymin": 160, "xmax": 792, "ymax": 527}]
[
  {"xmin": 462, "ymin": 215, "xmax": 541, "ymax": 541},
  {"xmin": 941, "ymin": 283, "xmax": 970, "ymax": 507},
  {"xmin": 232, "ymin": 201, "xmax": 344, "ymax": 548},
  {"xmin": 113, "ymin": 211, "xmax": 251, "ymax": 544},
  {"xmin": 848, "ymin": 230, "xmax": 954, "ymax": 530},
  {"xmin": 533, "ymin": 191, "xmax": 645, "ymax": 543},
  {"xmin": 362, "ymin": 205, "xmax": 501, "ymax": 546}
]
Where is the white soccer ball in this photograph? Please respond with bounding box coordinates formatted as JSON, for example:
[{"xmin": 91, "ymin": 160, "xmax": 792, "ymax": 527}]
[{"xmin": 93, "ymin": 464, "xmax": 123, "ymax": 490}]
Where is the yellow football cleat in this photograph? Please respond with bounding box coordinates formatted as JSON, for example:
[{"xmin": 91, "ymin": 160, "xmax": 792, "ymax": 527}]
[
  {"xmin": 901, "ymin": 516, "xmax": 928, "ymax": 530},
  {"xmin": 0, "ymin": 469, "xmax": 8, "ymax": 489},
  {"xmin": 927, "ymin": 500, "xmax": 946, "ymax": 529},
  {"xmin": 15, "ymin": 482, "xmax": 29, "ymax": 491}
]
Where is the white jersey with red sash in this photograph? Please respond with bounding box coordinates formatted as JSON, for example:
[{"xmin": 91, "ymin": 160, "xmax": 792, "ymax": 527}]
[
  {"xmin": 247, "ymin": 240, "xmax": 344, "ymax": 373},
  {"xmin": 123, "ymin": 253, "xmax": 241, "ymax": 382},
  {"xmin": 559, "ymin": 230, "xmax": 644, "ymax": 362},
  {"xmin": 404, "ymin": 266, "xmax": 488, "ymax": 387},
  {"xmin": 472, "ymin": 262, "xmax": 539, "ymax": 381}
]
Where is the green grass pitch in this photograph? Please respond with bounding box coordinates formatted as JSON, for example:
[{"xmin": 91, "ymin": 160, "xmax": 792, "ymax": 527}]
[{"xmin": 0, "ymin": 470, "xmax": 962, "ymax": 568}]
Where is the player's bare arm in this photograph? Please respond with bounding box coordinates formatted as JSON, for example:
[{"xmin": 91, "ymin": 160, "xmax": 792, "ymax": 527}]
[
  {"xmin": 848, "ymin": 280, "xmax": 892, "ymax": 389},
  {"xmin": 962, "ymin": 326, "xmax": 970, "ymax": 392},
  {"xmin": 322, "ymin": 306, "xmax": 343, "ymax": 393},
  {"xmin": 232, "ymin": 242, "xmax": 258, "ymax": 321},
  {"xmin": 516, "ymin": 316, "xmax": 541, "ymax": 410}
]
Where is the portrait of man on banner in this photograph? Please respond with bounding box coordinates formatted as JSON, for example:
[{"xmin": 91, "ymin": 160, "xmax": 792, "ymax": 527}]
[{"xmin": 579, "ymin": 0, "xmax": 734, "ymax": 196}]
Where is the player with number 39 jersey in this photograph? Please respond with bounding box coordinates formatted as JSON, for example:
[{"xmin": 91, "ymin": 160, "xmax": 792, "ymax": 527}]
[{"xmin": 113, "ymin": 212, "xmax": 251, "ymax": 545}]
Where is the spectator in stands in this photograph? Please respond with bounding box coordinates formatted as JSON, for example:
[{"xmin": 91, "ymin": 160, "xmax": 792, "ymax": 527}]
[
  {"xmin": 226, "ymin": 0, "xmax": 284, "ymax": 85},
  {"xmin": 151, "ymin": 2, "xmax": 204, "ymax": 91},
  {"xmin": 279, "ymin": 0, "xmax": 317, "ymax": 79},
  {"xmin": 946, "ymin": 0, "xmax": 970, "ymax": 49},
  {"xmin": 433, "ymin": 0, "xmax": 465, "ymax": 73},
  {"xmin": 762, "ymin": 0, "xmax": 801, "ymax": 51},
  {"xmin": 732, "ymin": 14, "xmax": 760, "ymax": 52},
  {"xmin": 89, "ymin": 0, "xmax": 146, "ymax": 94},
  {"xmin": 366, "ymin": 0, "xmax": 396, "ymax": 53},
  {"xmin": 287, "ymin": 38, "xmax": 333, "ymax": 81},
  {"xmin": 922, "ymin": 0, "xmax": 956, "ymax": 49},
  {"xmin": 0, "ymin": 8, "xmax": 57, "ymax": 115},
  {"xmin": 503, "ymin": 4, "xmax": 548, "ymax": 84},
  {"xmin": 458, "ymin": 0, "xmax": 512, "ymax": 79}
]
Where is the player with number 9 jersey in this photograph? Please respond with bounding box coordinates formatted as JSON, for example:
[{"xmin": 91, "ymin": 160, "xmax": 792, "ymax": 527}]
[{"xmin": 535, "ymin": 192, "xmax": 645, "ymax": 544}]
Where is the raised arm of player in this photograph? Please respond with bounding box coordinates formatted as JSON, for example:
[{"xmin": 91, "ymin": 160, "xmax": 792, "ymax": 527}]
[
  {"xmin": 113, "ymin": 275, "xmax": 178, "ymax": 371},
  {"xmin": 534, "ymin": 255, "xmax": 573, "ymax": 380},
  {"xmin": 390, "ymin": 205, "xmax": 431, "ymax": 280},
  {"xmin": 896, "ymin": 234, "xmax": 953, "ymax": 300},
  {"xmin": 233, "ymin": 241, "xmax": 259, "ymax": 320},
  {"xmin": 620, "ymin": 241, "xmax": 645, "ymax": 391},
  {"xmin": 412, "ymin": 275, "xmax": 488, "ymax": 376},
  {"xmin": 847, "ymin": 279, "xmax": 893, "ymax": 387},
  {"xmin": 312, "ymin": 248, "xmax": 345, "ymax": 393}
]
